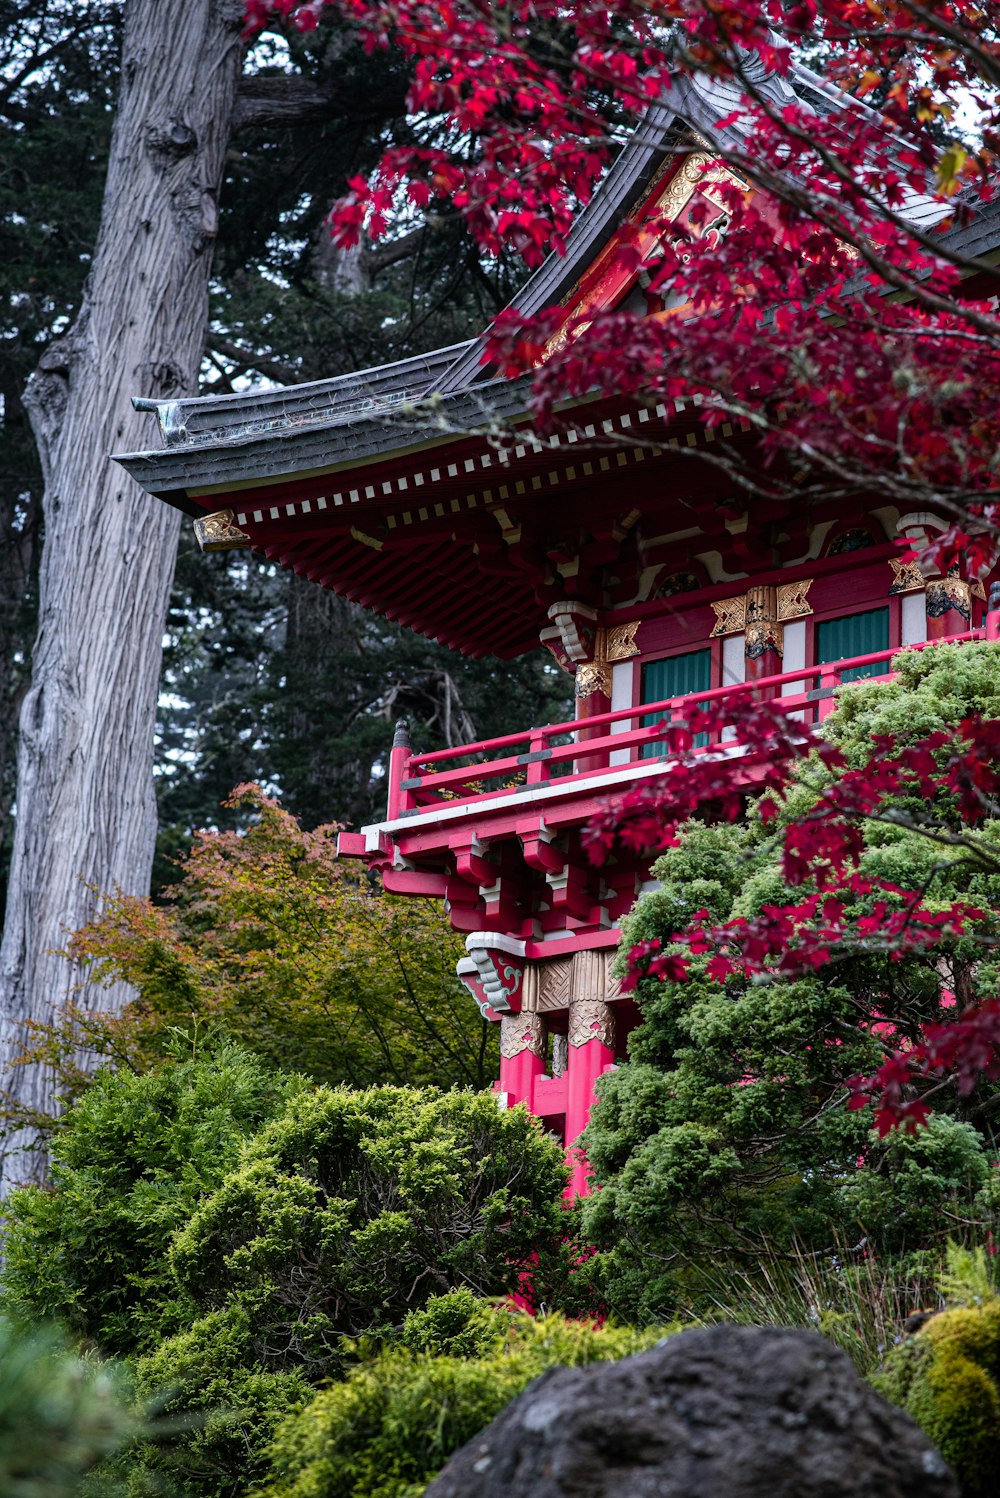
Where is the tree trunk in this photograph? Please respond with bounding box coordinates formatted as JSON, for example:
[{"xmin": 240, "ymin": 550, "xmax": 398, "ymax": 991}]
[{"xmin": 0, "ymin": 0, "xmax": 246, "ymax": 1191}]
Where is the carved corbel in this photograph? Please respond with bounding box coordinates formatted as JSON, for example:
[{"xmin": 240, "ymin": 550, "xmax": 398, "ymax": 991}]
[
  {"xmin": 461, "ymin": 932, "xmax": 527, "ymax": 1014},
  {"xmin": 193, "ymin": 509, "xmax": 251, "ymax": 552},
  {"xmin": 546, "ymin": 600, "xmax": 598, "ymax": 663}
]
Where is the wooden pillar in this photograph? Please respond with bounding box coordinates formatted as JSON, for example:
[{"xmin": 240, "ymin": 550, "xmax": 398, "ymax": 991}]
[
  {"xmin": 744, "ymin": 584, "xmax": 783, "ymax": 681},
  {"xmin": 574, "ymin": 679, "xmax": 612, "ymax": 772},
  {"xmin": 499, "ymin": 1012, "xmax": 546, "ymax": 1111},
  {"xmin": 565, "ymin": 949, "xmax": 616, "ymax": 1196},
  {"xmin": 926, "ymin": 573, "xmax": 972, "ymax": 641}
]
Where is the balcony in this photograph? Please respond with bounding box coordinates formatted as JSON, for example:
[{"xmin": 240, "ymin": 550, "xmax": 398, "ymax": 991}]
[{"xmin": 338, "ymin": 628, "xmax": 986, "ymax": 951}]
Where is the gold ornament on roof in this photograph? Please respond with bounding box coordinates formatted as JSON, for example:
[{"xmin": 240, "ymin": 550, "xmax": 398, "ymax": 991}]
[{"xmin": 193, "ymin": 509, "xmax": 251, "ymax": 553}]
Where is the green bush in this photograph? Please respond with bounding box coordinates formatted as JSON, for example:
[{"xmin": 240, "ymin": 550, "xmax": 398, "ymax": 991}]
[
  {"xmin": 581, "ymin": 648, "xmax": 1000, "ymax": 1320},
  {"xmin": 118, "ymin": 1081, "xmax": 567, "ymax": 1497},
  {"xmin": 2, "ymin": 1044, "xmax": 303, "ymax": 1356},
  {"xmin": 0, "ymin": 1318, "xmax": 136, "ymax": 1498},
  {"xmin": 258, "ymin": 1293, "xmax": 671, "ymax": 1498}
]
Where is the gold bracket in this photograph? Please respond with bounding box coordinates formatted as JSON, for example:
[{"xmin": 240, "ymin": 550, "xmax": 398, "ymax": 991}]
[
  {"xmin": 575, "ymin": 622, "xmax": 641, "ymax": 698},
  {"xmin": 711, "ymin": 580, "xmax": 813, "ymax": 638},
  {"xmin": 193, "ymin": 509, "xmax": 251, "ymax": 553}
]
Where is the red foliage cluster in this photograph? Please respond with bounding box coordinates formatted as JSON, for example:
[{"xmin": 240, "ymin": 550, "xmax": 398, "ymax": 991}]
[
  {"xmin": 247, "ymin": 0, "xmax": 1000, "ymax": 546},
  {"xmin": 588, "ymin": 699, "xmax": 1000, "ymax": 1132}
]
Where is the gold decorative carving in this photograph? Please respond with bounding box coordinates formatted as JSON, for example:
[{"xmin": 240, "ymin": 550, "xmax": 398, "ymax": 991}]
[
  {"xmin": 926, "ymin": 576, "xmax": 972, "ymax": 622},
  {"xmin": 745, "ymin": 584, "xmax": 783, "ymax": 659},
  {"xmin": 574, "ymin": 622, "xmax": 641, "ymax": 699},
  {"xmin": 574, "ymin": 660, "xmax": 610, "ymax": 699},
  {"xmin": 568, "ymin": 997, "xmax": 616, "ymax": 1050},
  {"xmin": 710, "ymin": 595, "xmax": 747, "ymax": 638},
  {"xmin": 604, "ymin": 951, "xmax": 623, "ymax": 1003},
  {"xmin": 888, "ymin": 558, "xmax": 926, "ymax": 595},
  {"xmin": 605, "ymin": 621, "xmax": 641, "ymax": 663},
  {"xmin": 972, "ymin": 578, "xmax": 987, "ymax": 601},
  {"xmin": 653, "ymin": 150, "xmax": 716, "ymax": 219},
  {"xmin": 193, "ymin": 509, "xmax": 251, "ymax": 553},
  {"xmin": 776, "ymin": 578, "xmax": 814, "ymax": 621},
  {"xmin": 500, "ymin": 1012, "xmax": 547, "ymax": 1061}
]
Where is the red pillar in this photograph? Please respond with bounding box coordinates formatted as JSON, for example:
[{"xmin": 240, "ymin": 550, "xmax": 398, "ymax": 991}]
[
  {"xmin": 926, "ymin": 574, "xmax": 972, "ymax": 641},
  {"xmin": 499, "ymin": 1013, "xmax": 546, "ymax": 1110},
  {"xmin": 744, "ymin": 584, "xmax": 783, "ymax": 682},
  {"xmin": 565, "ymin": 959, "xmax": 616, "ymax": 1196},
  {"xmin": 574, "ymin": 680, "xmax": 612, "ymax": 773}
]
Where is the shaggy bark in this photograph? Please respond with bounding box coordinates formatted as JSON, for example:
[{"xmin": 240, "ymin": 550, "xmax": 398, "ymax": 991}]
[{"xmin": 0, "ymin": 0, "xmax": 246, "ymax": 1190}]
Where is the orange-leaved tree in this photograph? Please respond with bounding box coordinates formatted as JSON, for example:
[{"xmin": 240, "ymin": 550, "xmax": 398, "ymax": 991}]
[{"xmin": 12, "ymin": 784, "xmax": 492, "ymax": 1125}]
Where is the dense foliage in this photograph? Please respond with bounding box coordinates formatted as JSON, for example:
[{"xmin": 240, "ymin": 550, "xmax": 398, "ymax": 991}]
[
  {"xmin": 260, "ymin": 1291, "xmax": 667, "ymax": 1498},
  {"xmin": 581, "ymin": 646, "xmax": 1000, "ymax": 1316},
  {"xmin": 19, "ymin": 784, "xmax": 493, "ymax": 1116},
  {"xmin": 875, "ymin": 1248, "xmax": 1000, "ymax": 1498},
  {"xmin": 3, "ymin": 1052, "xmax": 570, "ymax": 1497}
]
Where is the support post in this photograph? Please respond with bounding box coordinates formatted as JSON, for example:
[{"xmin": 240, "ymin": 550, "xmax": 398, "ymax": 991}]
[
  {"xmin": 565, "ymin": 950, "xmax": 616, "ymax": 1196},
  {"xmin": 926, "ymin": 574, "xmax": 972, "ymax": 641},
  {"xmin": 744, "ymin": 584, "xmax": 783, "ymax": 681},
  {"xmin": 499, "ymin": 1012, "xmax": 546, "ymax": 1110},
  {"xmin": 386, "ymin": 719, "xmax": 410, "ymax": 819}
]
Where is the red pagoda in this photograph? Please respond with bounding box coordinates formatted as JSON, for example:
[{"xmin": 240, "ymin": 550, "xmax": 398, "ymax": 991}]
[{"xmin": 116, "ymin": 65, "xmax": 1000, "ymax": 1192}]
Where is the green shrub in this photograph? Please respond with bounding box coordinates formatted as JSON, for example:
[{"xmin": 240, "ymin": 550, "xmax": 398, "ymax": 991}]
[
  {"xmin": 166, "ymin": 1084, "xmax": 568, "ymax": 1372},
  {"xmin": 258, "ymin": 1294, "xmax": 671, "ymax": 1498},
  {"xmin": 0, "ymin": 1318, "xmax": 136, "ymax": 1498},
  {"xmin": 2, "ymin": 1044, "xmax": 302, "ymax": 1356},
  {"xmin": 581, "ymin": 648, "xmax": 1000, "ymax": 1320},
  {"xmin": 121, "ymin": 1085, "xmax": 567, "ymax": 1497}
]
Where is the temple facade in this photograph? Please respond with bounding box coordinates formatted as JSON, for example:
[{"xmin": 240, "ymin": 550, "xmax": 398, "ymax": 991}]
[{"xmin": 116, "ymin": 62, "xmax": 1000, "ymax": 1192}]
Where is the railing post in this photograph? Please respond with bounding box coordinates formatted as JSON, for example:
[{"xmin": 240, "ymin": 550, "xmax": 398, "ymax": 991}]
[
  {"xmin": 386, "ymin": 719, "xmax": 410, "ymax": 820},
  {"xmin": 988, "ymin": 582, "xmax": 1000, "ymax": 642},
  {"xmin": 524, "ymin": 731, "xmax": 549, "ymax": 786}
]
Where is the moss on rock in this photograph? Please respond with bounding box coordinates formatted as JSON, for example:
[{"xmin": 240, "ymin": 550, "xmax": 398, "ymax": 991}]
[{"xmin": 875, "ymin": 1299, "xmax": 1000, "ymax": 1495}]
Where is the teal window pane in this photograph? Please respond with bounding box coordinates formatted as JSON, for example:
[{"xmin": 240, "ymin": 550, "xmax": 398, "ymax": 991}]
[
  {"xmin": 641, "ymin": 649, "xmax": 712, "ymax": 755},
  {"xmin": 816, "ymin": 608, "xmax": 890, "ymax": 683}
]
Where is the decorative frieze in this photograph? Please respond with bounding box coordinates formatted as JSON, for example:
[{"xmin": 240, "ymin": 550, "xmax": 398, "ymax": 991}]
[{"xmin": 711, "ymin": 578, "xmax": 813, "ymax": 639}]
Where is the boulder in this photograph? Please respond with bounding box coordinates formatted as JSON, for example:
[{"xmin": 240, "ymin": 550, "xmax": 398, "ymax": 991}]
[{"xmin": 424, "ymin": 1323, "xmax": 957, "ymax": 1498}]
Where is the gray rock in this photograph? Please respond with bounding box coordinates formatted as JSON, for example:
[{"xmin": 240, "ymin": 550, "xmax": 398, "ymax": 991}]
[{"xmin": 424, "ymin": 1323, "xmax": 957, "ymax": 1498}]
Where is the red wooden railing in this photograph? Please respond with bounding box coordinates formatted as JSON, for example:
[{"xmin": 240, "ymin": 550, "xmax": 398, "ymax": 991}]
[{"xmin": 388, "ymin": 630, "xmax": 986, "ymax": 820}]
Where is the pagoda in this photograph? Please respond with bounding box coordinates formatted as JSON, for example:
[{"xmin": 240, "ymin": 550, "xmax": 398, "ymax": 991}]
[{"xmin": 116, "ymin": 62, "xmax": 1000, "ymax": 1192}]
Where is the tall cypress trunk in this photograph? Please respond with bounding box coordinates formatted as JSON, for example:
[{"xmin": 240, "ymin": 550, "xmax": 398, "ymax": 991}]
[{"xmin": 0, "ymin": 0, "xmax": 246, "ymax": 1191}]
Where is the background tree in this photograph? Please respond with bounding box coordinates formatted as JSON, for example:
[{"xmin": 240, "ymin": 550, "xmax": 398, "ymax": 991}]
[
  {"xmin": 0, "ymin": 0, "xmax": 249, "ymax": 1191},
  {"xmin": 31, "ymin": 783, "xmax": 495, "ymax": 1105},
  {"xmin": 0, "ymin": 0, "xmax": 566, "ymax": 1184}
]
